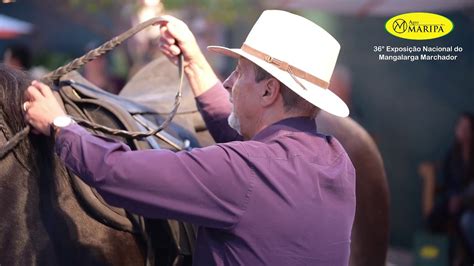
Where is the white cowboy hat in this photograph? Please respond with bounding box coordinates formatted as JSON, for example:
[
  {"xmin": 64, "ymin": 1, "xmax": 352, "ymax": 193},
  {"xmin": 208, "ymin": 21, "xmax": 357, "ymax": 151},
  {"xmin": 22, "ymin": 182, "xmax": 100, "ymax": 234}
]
[{"xmin": 208, "ymin": 10, "xmax": 349, "ymax": 117}]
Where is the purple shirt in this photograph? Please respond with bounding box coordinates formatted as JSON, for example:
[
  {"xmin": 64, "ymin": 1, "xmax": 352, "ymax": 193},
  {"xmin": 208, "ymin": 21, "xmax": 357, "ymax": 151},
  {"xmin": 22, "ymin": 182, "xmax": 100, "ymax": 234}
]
[{"xmin": 55, "ymin": 84, "xmax": 356, "ymax": 266}]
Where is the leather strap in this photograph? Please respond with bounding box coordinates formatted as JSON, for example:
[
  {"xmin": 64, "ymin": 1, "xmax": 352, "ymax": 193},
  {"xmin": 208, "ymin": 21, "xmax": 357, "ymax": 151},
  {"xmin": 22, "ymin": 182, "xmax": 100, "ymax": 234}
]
[{"xmin": 241, "ymin": 44, "xmax": 329, "ymax": 89}]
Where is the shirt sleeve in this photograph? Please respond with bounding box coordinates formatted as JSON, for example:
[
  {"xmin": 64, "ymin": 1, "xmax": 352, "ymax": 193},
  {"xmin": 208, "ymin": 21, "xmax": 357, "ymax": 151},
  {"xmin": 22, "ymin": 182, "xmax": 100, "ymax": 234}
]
[
  {"xmin": 195, "ymin": 83, "xmax": 243, "ymax": 143},
  {"xmin": 55, "ymin": 124, "xmax": 254, "ymax": 229}
]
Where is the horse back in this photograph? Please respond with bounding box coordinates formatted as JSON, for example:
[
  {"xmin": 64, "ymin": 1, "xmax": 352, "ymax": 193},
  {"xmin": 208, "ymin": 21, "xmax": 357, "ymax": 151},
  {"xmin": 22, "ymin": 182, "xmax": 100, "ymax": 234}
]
[{"xmin": 317, "ymin": 112, "xmax": 390, "ymax": 266}]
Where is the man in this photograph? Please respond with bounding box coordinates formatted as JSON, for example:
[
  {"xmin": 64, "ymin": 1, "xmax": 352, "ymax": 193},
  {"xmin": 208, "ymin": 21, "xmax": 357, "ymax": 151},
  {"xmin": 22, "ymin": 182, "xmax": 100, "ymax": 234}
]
[{"xmin": 24, "ymin": 10, "xmax": 355, "ymax": 265}]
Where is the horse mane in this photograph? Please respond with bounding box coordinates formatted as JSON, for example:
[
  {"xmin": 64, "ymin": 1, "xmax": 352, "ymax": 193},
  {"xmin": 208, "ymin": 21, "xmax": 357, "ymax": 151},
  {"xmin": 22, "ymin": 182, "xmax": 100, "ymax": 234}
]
[
  {"xmin": 0, "ymin": 64, "xmax": 30, "ymax": 133},
  {"xmin": 0, "ymin": 64, "xmax": 53, "ymax": 174}
]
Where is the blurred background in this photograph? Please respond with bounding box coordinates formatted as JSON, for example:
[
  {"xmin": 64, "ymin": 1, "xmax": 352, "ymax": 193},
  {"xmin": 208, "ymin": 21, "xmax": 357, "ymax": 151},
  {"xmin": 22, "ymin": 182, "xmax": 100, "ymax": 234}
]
[{"xmin": 1, "ymin": 0, "xmax": 473, "ymax": 265}]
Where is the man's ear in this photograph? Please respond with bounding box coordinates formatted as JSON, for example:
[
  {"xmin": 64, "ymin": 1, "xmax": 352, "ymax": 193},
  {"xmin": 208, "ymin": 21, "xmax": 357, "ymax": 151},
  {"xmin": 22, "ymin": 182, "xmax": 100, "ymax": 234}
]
[{"xmin": 261, "ymin": 78, "xmax": 280, "ymax": 107}]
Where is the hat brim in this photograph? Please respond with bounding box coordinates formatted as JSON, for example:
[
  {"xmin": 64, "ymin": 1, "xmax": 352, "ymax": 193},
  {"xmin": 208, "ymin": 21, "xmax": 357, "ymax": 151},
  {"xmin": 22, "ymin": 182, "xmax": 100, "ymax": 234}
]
[{"xmin": 208, "ymin": 45, "xmax": 349, "ymax": 118}]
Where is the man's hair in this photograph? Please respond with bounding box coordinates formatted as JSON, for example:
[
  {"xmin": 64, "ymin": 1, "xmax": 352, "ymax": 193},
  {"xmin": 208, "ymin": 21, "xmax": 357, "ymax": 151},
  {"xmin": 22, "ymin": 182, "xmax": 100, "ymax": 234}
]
[{"xmin": 253, "ymin": 64, "xmax": 319, "ymax": 118}]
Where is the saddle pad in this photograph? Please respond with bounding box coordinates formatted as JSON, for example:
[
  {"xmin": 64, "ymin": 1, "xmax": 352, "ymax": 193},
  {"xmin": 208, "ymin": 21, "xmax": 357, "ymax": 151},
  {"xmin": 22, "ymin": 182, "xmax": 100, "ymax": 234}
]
[{"xmin": 56, "ymin": 72, "xmax": 197, "ymax": 259}]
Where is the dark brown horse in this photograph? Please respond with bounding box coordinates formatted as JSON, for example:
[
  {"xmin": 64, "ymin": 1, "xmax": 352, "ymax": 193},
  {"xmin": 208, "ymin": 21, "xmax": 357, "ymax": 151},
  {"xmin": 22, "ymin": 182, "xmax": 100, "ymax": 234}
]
[
  {"xmin": 316, "ymin": 112, "xmax": 390, "ymax": 266},
  {"xmin": 0, "ymin": 66, "xmax": 149, "ymax": 265},
  {"xmin": 1, "ymin": 18, "xmax": 202, "ymax": 265},
  {"xmin": 0, "ymin": 57, "xmax": 201, "ymax": 266},
  {"xmin": 0, "ymin": 17, "xmax": 203, "ymax": 265}
]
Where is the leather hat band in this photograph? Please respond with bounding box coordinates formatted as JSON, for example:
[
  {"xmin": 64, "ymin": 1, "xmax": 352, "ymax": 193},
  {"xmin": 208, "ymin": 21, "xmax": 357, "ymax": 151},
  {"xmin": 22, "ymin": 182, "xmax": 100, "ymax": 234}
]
[{"xmin": 241, "ymin": 44, "xmax": 329, "ymax": 89}]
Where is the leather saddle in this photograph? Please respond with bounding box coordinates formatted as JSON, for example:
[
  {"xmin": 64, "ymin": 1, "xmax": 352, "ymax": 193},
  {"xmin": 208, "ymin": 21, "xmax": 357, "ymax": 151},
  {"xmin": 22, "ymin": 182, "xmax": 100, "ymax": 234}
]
[{"xmin": 54, "ymin": 71, "xmax": 197, "ymax": 266}]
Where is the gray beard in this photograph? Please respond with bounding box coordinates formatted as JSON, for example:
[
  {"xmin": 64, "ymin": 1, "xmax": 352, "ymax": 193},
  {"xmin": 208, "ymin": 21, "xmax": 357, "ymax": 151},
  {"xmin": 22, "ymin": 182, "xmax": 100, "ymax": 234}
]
[{"xmin": 227, "ymin": 112, "xmax": 241, "ymax": 135}]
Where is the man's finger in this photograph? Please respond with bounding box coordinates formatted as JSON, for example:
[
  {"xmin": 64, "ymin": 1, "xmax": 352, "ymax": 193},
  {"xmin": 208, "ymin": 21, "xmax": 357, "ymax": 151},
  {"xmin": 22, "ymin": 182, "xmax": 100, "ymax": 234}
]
[
  {"xmin": 160, "ymin": 27, "xmax": 176, "ymax": 45},
  {"xmin": 32, "ymin": 80, "xmax": 54, "ymax": 98},
  {"xmin": 26, "ymin": 85, "xmax": 44, "ymax": 100},
  {"xmin": 166, "ymin": 21, "xmax": 189, "ymax": 43},
  {"xmin": 22, "ymin": 101, "xmax": 30, "ymax": 113},
  {"xmin": 169, "ymin": 44, "xmax": 181, "ymax": 56},
  {"xmin": 162, "ymin": 51, "xmax": 177, "ymax": 64},
  {"xmin": 160, "ymin": 15, "xmax": 179, "ymax": 24},
  {"xmin": 163, "ymin": 54, "xmax": 179, "ymax": 66},
  {"xmin": 159, "ymin": 44, "xmax": 171, "ymax": 55},
  {"xmin": 24, "ymin": 113, "xmax": 32, "ymax": 124},
  {"xmin": 159, "ymin": 43, "xmax": 181, "ymax": 58},
  {"xmin": 153, "ymin": 19, "xmax": 168, "ymax": 27}
]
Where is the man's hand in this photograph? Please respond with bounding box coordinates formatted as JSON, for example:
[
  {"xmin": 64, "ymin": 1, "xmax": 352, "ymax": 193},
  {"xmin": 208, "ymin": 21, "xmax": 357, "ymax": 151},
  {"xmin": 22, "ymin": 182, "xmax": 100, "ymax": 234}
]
[
  {"xmin": 157, "ymin": 15, "xmax": 220, "ymax": 97},
  {"xmin": 23, "ymin": 81, "xmax": 66, "ymax": 136},
  {"xmin": 158, "ymin": 15, "xmax": 203, "ymax": 66}
]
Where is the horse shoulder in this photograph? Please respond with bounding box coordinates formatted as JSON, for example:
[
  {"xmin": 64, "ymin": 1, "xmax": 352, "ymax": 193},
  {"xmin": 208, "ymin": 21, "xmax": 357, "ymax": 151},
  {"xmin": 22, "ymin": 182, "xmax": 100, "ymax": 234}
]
[{"xmin": 316, "ymin": 112, "xmax": 389, "ymax": 266}]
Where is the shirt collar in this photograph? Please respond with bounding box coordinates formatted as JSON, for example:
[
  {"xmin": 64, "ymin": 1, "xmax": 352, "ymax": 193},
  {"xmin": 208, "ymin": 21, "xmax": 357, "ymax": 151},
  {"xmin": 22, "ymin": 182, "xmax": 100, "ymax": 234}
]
[{"xmin": 252, "ymin": 117, "xmax": 317, "ymax": 142}]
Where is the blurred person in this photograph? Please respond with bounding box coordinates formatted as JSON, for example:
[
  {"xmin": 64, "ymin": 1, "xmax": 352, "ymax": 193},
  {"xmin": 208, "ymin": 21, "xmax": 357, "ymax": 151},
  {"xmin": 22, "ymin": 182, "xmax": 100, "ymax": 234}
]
[
  {"xmin": 3, "ymin": 43, "xmax": 32, "ymax": 70},
  {"xmin": 23, "ymin": 10, "xmax": 355, "ymax": 265},
  {"xmin": 420, "ymin": 113, "xmax": 474, "ymax": 264},
  {"xmin": 447, "ymin": 113, "xmax": 474, "ymax": 262},
  {"xmin": 2, "ymin": 44, "xmax": 48, "ymax": 80},
  {"xmin": 82, "ymin": 41, "xmax": 124, "ymax": 94}
]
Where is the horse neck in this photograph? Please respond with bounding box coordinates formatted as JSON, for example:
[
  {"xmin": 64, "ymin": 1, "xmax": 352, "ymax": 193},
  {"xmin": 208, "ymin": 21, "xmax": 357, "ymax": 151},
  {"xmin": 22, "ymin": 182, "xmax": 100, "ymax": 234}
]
[
  {"xmin": 0, "ymin": 114, "xmax": 84, "ymax": 259},
  {"xmin": 0, "ymin": 117, "xmax": 61, "ymax": 263}
]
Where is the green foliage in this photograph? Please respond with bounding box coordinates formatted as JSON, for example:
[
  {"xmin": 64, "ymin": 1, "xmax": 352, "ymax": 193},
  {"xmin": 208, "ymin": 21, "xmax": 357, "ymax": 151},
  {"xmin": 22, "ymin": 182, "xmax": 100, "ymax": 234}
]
[
  {"xmin": 161, "ymin": 0, "xmax": 188, "ymax": 9},
  {"xmin": 109, "ymin": 48, "xmax": 129, "ymax": 78},
  {"xmin": 63, "ymin": 0, "xmax": 256, "ymax": 24},
  {"xmin": 162, "ymin": 0, "xmax": 256, "ymax": 24},
  {"xmin": 34, "ymin": 52, "xmax": 72, "ymax": 71}
]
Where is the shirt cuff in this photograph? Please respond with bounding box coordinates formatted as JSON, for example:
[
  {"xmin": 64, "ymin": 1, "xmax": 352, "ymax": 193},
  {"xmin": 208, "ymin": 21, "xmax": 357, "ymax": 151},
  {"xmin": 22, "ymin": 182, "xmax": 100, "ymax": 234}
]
[{"xmin": 54, "ymin": 124, "xmax": 88, "ymax": 154}]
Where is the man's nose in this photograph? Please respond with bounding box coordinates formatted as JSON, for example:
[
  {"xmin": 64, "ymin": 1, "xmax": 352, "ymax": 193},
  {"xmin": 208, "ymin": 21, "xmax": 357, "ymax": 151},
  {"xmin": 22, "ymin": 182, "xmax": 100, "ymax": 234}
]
[{"xmin": 222, "ymin": 76, "xmax": 233, "ymax": 93}]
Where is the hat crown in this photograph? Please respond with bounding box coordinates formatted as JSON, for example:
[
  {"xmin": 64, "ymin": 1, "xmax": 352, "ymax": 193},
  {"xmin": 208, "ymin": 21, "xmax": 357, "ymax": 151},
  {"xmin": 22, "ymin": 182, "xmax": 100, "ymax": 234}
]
[{"xmin": 243, "ymin": 10, "xmax": 340, "ymax": 82}]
